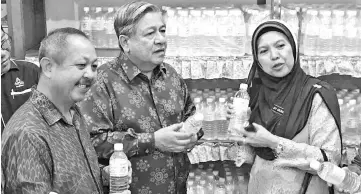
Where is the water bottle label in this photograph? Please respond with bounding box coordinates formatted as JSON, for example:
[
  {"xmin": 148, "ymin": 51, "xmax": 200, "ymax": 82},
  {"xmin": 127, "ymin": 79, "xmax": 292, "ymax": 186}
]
[
  {"xmin": 110, "ymin": 158, "xmax": 128, "ymax": 177},
  {"xmin": 348, "ymin": 119, "xmax": 357, "ymax": 128},
  {"xmin": 345, "ymin": 29, "xmax": 357, "ymax": 38},
  {"xmin": 333, "ymin": 26, "xmax": 344, "ymax": 36},
  {"xmin": 319, "ymin": 29, "xmax": 332, "ymax": 39}
]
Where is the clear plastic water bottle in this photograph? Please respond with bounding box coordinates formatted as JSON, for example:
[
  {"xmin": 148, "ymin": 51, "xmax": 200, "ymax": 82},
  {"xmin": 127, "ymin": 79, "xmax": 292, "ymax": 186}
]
[
  {"xmin": 346, "ymin": 99, "xmax": 360, "ymax": 144},
  {"xmin": 104, "ymin": 7, "xmax": 117, "ymax": 48},
  {"xmin": 92, "ymin": 7, "xmax": 106, "ymax": 48},
  {"xmin": 80, "ymin": 7, "xmax": 93, "ymax": 42},
  {"xmin": 165, "ymin": 8, "xmax": 179, "ymax": 56},
  {"xmin": 197, "ymin": 179, "xmax": 207, "ymax": 194},
  {"xmin": 310, "ymin": 160, "xmax": 361, "ymax": 193},
  {"xmin": 229, "ymin": 8, "xmax": 246, "ymax": 57},
  {"xmin": 303, "ymin": 9, "xmax": 320, "ymax": 56},
  {"xmin": 331, "ymin": 10, "xmax": 345, "ymax": 56},
  {"xmin": 236, "ymin": 175, "xmax": 248, "ymax": 194},
  {"xmin": 109, "ymin": 143, "xmax": 130, "ymax": 194},
  {"xmin": 317, "ymin": 10, "xmax": 333, "ymax": 56},
  {"xmin": 202, "ymin": 9, "xmax": 217, "ymax": 56},
  {"xmin": 206, "ymin": 175, "xmax": 215, "ymax": 194},
  {"xmin": 189, "ymin": 9, "xmax": 202, "ymax": 57},
  {"xmin": 215, "ymin": 177, "xmax": 227, "ymax": 194},
  {"xmin": 343, "ymin": 10, "xmax": 358, "ymax": 56},
  {"xmin": 228, "ymin": 83, "xmax": 250, "ymax": 135},
  {"xmin": 226, "ymin": 176, "xmax": 234, "ymax": 194},
  {"xmin": 181, "ymin": 112, "xmax": 204, "ymax": 134},
  {"xmin": 177, "ymin": 8, "xmax": 190, "ymax": 56},
  {"xmin": 187, "ymin": 180, "xmax": 196, "ymax": 194},
  {"xmin": 203, "ymin": 97, "xmax": 215, "ymax": 140},
  {"xmin": 215, "ymin": 8, "xmax": 229, "ymax": 57},
  {"xmin": 215, "ymin": 97, "xmax": 228, "ymax": 139}
]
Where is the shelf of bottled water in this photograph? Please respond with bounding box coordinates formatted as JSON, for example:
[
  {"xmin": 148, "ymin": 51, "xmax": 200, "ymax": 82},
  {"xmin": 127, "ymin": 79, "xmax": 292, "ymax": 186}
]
[
  {"xmin": 78, "ymin": 4, "xmax": 360, "ymax": 57},
  {"xmin": 79, "ymin": 5, "xmax": 272, "ymax": 53},
  {"xmin": 164, "ymin": 56, "xmax": 361, "ymax": 80},
  {"xmin": 187, "ymin": 161, "xmax": 249, "ymax": 194},
  {"xmin": 300, "ymin": 5, "xmax": 361, "ymax": 57}
]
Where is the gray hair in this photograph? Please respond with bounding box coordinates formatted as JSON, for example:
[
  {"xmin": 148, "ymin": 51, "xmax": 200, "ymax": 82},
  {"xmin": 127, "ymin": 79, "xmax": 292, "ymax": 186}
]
[
  {"xmin": 38, "ymin": 27, "xmax": 89, "ymax": 64},
  {"xmin": 114, "ymin": 1, "xmax": 161, "ymax": 53}
]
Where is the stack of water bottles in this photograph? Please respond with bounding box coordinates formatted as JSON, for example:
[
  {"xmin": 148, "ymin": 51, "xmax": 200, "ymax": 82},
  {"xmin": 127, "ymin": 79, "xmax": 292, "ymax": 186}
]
[
  {"xmin": 164, "ymin": 6, "xmax": 248, "ymax": 57},
  {"xmin": 80, "ymin": 6, "xmax": 118, "ymax": 48},
  {"xmin": 301, "ymin": 7, "xmax": 361, "ymax": 56},
  {"xmin": 337, "ymin": 89, "xmax": 361, "ymax": 147},
  {"xmin": 189, "ymin": 84, "xmax": 250, "ymax": 141},
  {"xmin": 187, "ymin": 161, "xmax": 249, "ymax": 194}
]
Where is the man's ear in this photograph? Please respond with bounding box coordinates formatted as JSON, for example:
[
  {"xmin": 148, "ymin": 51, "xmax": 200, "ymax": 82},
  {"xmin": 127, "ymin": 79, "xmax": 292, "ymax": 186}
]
[
  {"xmin": 39, "ymin": 57, "xmax": 54, "ymax": 78},
  {"xmin": 118, "ymin": 35, "xmax": 130, "ymax": 53}
]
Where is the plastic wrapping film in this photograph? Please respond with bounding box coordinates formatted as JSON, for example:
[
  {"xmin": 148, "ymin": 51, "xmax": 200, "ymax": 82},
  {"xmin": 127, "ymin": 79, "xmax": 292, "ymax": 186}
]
[{"xmin": 187, "ymin": 142, "xmax": 255, "ymax": 167}]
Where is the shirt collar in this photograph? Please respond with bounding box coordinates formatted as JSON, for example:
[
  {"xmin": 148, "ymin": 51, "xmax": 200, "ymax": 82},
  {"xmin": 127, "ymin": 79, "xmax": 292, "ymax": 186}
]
[
  {"xmin": 30, "ymin": 86, "xmax": 79, "ymax": 126},
  {"xmin": 9, "ymin": 60, "xmax": 19, "ymax": 71},
  {"xmin": 116, "ymin": 55, "xmax": 167, "ymax": 82}
]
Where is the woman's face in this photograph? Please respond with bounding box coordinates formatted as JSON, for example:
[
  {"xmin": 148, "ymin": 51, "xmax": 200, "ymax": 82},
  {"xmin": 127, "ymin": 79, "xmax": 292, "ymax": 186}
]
[{"xmin": 256, "ymin": 31, "xmax": 295, "ymax": 78}]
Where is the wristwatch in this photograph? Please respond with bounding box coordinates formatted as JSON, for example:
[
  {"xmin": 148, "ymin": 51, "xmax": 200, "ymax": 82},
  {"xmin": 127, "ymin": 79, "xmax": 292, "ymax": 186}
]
[{"xmin": 273, "ymin": 141, "xmax": 285, "ymax": 158}]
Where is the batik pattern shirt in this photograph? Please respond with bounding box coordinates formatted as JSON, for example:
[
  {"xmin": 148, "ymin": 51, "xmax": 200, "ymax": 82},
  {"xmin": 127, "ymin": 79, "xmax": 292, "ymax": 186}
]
[
  {"xmin": 1, "ymin": 88, "xmax": 103, "ymax": 194},
  {"xmin": 78, "ymin": 56, "xmax": 195, "ymax": 194}
]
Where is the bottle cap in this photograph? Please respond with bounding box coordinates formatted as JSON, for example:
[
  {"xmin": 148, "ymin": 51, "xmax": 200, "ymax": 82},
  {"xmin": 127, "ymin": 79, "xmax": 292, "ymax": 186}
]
[
  {"xmin": 114, "ymin": 143, "xmax": 123, "ymax": 151},
  {"xmin": 194, "ymin": 98, "xmax": 201, "ymax": 103},
  {"xmin": 309, "ymin": 160, "xmax": 321, "ymax": 171},
  {"xmin": 219, "ymin": 98, "xmax": 226, "ymax": 103},
  {"xmin": 239, "ymin": 83, "xmax": 248, "ymax": 90}
]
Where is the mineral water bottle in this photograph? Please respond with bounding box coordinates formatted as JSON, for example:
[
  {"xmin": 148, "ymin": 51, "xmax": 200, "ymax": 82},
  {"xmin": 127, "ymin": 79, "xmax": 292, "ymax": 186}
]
[
  {"xmin": 104, "ymin": 7, "xmax": 117, "ymax": 48},
  {"xmin": 225, "ymin": 176, "xmax": 234, "ymax": 194},
  {"xmin": 189, "ymin": 9, "xmax": 203, "ymax": 56},
  {"xmin": 215, "ymin": 97, "xmax": 228, "ymax": 138},
  {"xmin": 80, "ymin": 7, "xmax": 93, "ymax": 41},
  {"xmin": 187, "ymin": 180, "xmax": 196, "ymax": 194},
  {"xmin": 236, "ymin": 175, "xmax": 248, "ymax": 194},
  {"xmin": 165, "ymin": 8, "xmax": 178, "ymax": 56},
  {"xmin": 109, "ymin": 143, "xmax": 130, "ymax": 194},
  {"xmin": 228, "ymin": 83, "xmax": 250, "ymax": 135},
  {"xmin": 177, "ymin": 8, "xmax": 190, "ymax": 56},
  {"xmin": 303, "ymin": 9, "xmax": 320, "ymax": 56},
  {"xmin": 229, "ymin": 8, "xmax": 246, "ymax": 56},
  {"xmin": 343, "ymin": 10, "xmax": 358, "ymax": 56},
  {"xmin": 215, "ymin": 178, "xmax": 227, "ymax": 194},
  {"xmin": 332, "ymin": 10, "xmax": 345, "ymax": 56},
  {"xmin": 317, "ymin": 10, "xmax": 333, "ymax": 56},
  {"xmin": 92, "ymin": 7, "xmax": 106, "ymax": 48},
  {"xmin": 203, "ymin": 98, "xmax": 215, "ymax": 139},
  {"xmin": 181, "ymin": 112, "xmax": 204, "ymax": 134},
  {"xmin": 197, "ymin": 180, "xmax": 207, "ymax": 194},
  {"xmin": 206, "ymin": 175, "xmax": 215, "ymax": 194},
  {"xmin": 310, "ymin": 160, "xmax": 361, "ymax": 193}
]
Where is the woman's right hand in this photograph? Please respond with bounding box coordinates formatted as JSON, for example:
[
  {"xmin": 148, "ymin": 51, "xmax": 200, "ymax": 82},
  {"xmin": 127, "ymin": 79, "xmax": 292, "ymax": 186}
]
[{"xmin": 226, "ymin": 103, "xmax": 236, "ymax": 120}]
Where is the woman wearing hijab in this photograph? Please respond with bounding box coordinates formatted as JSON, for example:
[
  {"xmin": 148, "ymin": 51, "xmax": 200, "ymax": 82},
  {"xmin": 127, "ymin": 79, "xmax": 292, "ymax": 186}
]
[{"xmin": 228, "ymin": 20, "xmax": 342, "ymax": 194}]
